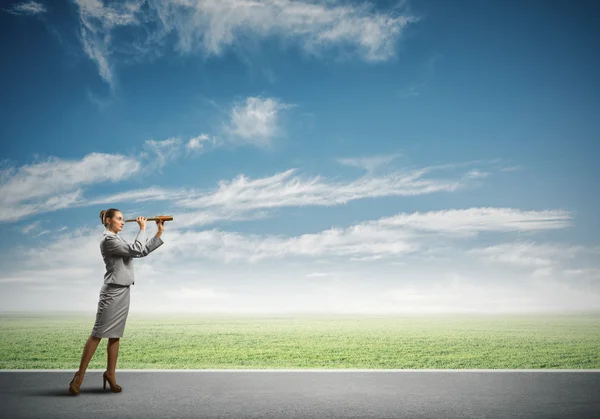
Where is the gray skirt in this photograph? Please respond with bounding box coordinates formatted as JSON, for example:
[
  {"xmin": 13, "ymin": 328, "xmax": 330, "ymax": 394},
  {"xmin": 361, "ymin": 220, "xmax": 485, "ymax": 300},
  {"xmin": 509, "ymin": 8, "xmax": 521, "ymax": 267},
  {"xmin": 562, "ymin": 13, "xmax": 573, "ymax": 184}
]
[{"xmin": 91, "ymin": 283, "xmax": 131, "ymax": 338}]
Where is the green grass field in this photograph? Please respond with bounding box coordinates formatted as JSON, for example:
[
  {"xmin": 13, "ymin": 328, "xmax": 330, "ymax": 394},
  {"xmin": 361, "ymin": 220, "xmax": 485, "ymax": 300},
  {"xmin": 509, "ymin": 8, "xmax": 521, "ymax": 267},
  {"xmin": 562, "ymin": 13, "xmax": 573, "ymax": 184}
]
[{"xmin": 1, "ymin": 312, "xmax": 599, "ymax": 369}]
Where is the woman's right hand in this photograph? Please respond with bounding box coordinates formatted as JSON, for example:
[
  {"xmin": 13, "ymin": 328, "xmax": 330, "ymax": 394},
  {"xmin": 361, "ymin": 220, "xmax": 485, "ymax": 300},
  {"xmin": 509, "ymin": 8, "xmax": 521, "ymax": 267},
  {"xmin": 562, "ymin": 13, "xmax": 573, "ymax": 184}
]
[{"xmin": 136, "ymin": 216, "xmax": 147, "ymax": 230}]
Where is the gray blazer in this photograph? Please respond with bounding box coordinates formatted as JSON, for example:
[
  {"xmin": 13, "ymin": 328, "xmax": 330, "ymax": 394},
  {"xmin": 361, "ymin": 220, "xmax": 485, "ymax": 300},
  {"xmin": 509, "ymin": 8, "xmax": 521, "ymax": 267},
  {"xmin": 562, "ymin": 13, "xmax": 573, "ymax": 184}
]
[{"xmin": 100, "ymin": 228, "xmax": 164, "ymax": 286}]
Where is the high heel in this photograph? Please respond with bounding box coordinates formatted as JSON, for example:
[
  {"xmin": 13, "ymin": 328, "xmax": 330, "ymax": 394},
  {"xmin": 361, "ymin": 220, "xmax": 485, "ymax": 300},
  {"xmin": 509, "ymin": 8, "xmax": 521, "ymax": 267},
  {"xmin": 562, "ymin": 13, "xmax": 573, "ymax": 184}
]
[
  {"xmin": 68, "ymin": 371, "xmax": 81, "ymax": 395},
  {"xmin": 103, "ymin": 371, "xmax": 122, "ymax": 393}
]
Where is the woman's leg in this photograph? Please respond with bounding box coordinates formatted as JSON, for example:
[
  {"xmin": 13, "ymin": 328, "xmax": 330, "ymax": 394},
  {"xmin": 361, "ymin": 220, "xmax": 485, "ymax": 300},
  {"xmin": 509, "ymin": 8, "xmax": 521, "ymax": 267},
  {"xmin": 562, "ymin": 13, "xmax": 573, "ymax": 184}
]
[
  {"xmin": 106, "ymin": 337, "xmax": 120, "ymax": 377},
  {"xmin": 76, "ymin": 335, "xmax": 102, "ymax": 384}
]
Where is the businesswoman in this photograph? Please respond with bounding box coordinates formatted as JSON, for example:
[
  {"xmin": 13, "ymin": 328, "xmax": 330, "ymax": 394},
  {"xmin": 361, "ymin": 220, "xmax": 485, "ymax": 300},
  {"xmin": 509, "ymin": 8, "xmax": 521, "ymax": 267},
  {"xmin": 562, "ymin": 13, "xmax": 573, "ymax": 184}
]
[{"xmin": 68, "ymin": 208, "xmax": 165, "ymax": 395}]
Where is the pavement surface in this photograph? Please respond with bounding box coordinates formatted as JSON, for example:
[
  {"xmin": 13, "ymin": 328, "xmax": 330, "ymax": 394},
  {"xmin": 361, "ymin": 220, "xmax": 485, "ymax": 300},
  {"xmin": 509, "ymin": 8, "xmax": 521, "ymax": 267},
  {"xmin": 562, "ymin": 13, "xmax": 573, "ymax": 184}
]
[{"xmin": 1, "ymin": 370, "xmax": 599, "ymax": 419}]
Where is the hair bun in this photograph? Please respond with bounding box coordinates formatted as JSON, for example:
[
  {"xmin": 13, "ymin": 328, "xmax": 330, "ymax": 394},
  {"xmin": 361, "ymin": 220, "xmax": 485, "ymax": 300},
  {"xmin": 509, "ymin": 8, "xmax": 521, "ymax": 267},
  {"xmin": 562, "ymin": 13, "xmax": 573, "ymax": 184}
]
[{"xmin": 99, "ymin": 209, "xmax": 106, "ymax": 225}]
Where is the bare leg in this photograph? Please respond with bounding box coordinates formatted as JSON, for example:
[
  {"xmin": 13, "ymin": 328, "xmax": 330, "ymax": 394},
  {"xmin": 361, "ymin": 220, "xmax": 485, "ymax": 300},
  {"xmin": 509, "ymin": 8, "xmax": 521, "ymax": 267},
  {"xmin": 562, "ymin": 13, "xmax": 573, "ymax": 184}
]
[
  {"xmin": 75, "ymin": 335, "xmax": 102, "ymax": 385},
  {"xmin": 106, "ymin": 337, "xmax": 120, "ymax": 378}
]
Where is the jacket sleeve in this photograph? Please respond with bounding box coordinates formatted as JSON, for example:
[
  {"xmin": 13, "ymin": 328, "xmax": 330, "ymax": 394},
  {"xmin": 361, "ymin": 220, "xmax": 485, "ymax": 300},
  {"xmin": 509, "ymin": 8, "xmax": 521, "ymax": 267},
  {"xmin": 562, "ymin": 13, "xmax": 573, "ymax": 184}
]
[{"xmin": 104, "ymin": 229, "xmax": 164, "ymax": 258}]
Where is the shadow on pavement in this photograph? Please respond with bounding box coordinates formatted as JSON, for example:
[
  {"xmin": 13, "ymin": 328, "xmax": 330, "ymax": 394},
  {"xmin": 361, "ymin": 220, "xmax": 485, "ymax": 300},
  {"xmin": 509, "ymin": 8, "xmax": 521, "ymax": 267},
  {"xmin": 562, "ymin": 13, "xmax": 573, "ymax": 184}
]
[{"xmin": 29, "ymin": 388, "xmax": 116, "ymax": 397}]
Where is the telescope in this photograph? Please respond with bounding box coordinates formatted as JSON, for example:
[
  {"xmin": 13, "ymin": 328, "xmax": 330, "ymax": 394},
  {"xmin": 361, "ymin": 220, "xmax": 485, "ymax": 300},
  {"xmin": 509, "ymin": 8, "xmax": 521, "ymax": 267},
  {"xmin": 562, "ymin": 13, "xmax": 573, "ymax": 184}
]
[{"xmin": 125, "ymin": 215, "xmax": 174, "ymax": 222}]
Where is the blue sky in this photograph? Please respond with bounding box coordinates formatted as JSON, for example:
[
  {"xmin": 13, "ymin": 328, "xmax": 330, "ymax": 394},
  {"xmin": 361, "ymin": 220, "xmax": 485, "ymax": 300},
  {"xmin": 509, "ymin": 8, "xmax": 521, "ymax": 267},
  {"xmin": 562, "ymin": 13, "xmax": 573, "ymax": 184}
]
[{"xmin": 1, "ymin": 0, "xmax": 599, "ymax": 314}]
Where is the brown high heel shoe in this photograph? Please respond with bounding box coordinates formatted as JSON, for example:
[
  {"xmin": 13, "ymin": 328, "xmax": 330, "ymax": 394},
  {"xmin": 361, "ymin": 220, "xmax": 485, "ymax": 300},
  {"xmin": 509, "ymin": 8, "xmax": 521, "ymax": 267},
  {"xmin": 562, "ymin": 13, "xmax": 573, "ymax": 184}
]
[
  {"xmin": 68, "ymin": 371, "xmax": 81, "ymax": 395},
  {"xmin": 103, "ymin": 371, "xmax": 122, "ymax": 393}
]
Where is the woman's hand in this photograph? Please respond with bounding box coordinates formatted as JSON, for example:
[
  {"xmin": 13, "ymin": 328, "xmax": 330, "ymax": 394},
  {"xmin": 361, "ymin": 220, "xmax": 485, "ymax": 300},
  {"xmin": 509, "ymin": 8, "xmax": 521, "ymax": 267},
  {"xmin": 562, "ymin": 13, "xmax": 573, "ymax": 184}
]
[
  {"xmin": 136, "ymin": 216, "xmax": 147, "ymax": 230},
  {"xmin": 156, "ymin": 218, "xmax": 165, "ymax": 233}
]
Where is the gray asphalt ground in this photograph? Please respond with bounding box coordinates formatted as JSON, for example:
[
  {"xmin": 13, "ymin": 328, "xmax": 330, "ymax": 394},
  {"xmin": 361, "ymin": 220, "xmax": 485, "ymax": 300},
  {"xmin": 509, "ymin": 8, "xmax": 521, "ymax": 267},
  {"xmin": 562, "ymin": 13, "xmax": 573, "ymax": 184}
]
[{"xmin": 1, "ymin": 370, "xmax": 599, "ymax": 419}]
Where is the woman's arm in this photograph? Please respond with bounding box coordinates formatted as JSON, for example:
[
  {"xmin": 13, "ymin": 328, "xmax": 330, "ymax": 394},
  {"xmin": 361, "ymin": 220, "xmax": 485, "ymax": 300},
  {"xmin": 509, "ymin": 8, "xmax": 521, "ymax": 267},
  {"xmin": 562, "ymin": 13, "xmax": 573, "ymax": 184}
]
[
  {"xmin": 153, "ymin": 218, "xmax": 164, "ymax": 240},
  {"xmin": 103, "ymin": 228, "xmax": 163, "ymax": 258}
]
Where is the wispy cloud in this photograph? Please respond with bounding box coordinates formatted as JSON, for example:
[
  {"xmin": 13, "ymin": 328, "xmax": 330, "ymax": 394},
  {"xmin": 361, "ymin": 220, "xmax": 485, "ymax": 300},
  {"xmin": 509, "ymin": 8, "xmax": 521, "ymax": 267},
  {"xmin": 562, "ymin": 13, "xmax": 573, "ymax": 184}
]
[
  {"xmin": 379, "ymin": 207, "xmax": 572, "ymax": 235},
  {"xmin": 21, "ymin": 220, "xmax": 41, "ymax": 234},
  {"xmin": 151, "ymin": 0, "xmax": 416, "ymax": 61},
  {"xmin": 85, "ymin": 187, "xmax": 192, "ymax": 206},
  {"xmin": 9, "ymin": 207, "xmax": 575, "ymax": 269},
  {"xmin": 306, "ymin": 272, "xmax": 330, "ymax": 278},
  {"xmin": 1, "ymin": 150, "xmax": 505, "ymax": 228},
  {"xmin": 120, "ymin": 207, "xmax": 571, "ymax": 264},
  {"xmin": 499, "ymin": 165, "xmax": 524, "ymax": 172},
  {"xmin": 468, "ymin": 241, "xmax": 600, "ymax": 267},
  {"xmin": 2, "ymin": 206, "xmax": 597, "ymax": 313},
  {"xmin": 464, "ymin": 169, "xmax": 489, "ymax": 179},
  {"xmin": 140, "ymin": 137, "xmax": 183, "ymax": 171},
  {"xmin": 72, "ymin": 0, "xmax": 416, "ymax": 88},
  {"xmin": 73, "ymin": 0, "xmax": 144, "ymax": 89},
  {"xmin": 79, "ymin": 25, "xmax": 113, "ymax": 87},
  {"xmin": 23, "ymin": 161, "xmax": 494, "ymax": 228},
  {"xmin": 170, "ymin": 164, "xmax": 491, "ymax": 227},
  {"xmin": 4, "ymin": 1, "xmax": 46, "ymax": 16},
  {"xmin": 335, "ymin": 153, "xmax": 403, "ymax": 173},
  {"xmin": 224, "ymin": 96, "xmax": 293, "ymax": 147},
  {"xmin": 128, "ymin": 96, "xmax": 291, "ymax": 157},
  {"xmin": 185, "ymin": 134, "xmax": 214, "ymax": 155},
  {"xmin": 36, "ymin": 226, "xmax": 68, "ymax": 237},
  {"xmin": 0, "ymin": 153, "xmax": 141, "ymax": 222}
]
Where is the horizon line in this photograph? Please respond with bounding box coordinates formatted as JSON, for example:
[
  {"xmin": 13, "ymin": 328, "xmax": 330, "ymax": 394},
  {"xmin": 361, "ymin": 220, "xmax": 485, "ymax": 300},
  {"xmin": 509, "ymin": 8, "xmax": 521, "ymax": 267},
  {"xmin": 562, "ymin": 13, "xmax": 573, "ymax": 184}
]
[
  {"xmin": 1, "ymin": 310, "xmax": 599, "ymax": 315},
  {"xmin": 2, "ymin": 369, "xmax": 600, "ymax": 373}
]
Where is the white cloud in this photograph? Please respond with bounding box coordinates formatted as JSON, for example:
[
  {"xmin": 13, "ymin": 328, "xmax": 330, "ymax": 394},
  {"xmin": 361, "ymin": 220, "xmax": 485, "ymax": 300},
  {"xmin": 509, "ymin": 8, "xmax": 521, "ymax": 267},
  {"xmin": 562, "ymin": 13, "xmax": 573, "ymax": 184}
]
[
  {"xmin": 306, "ymin": 272, "xmax": 330, "ymax": 278},
  {"xmin": 135, "ymin": 99, "xmax": 288, "ymax": 163},
  {"xmin": 563, "ymin": 268, "xmax": 600, "ymax": 277},
  {"xmin": 468, "ymin": 242, "xmax": 577, "ymax": 267},
  {"xmin": 179, "ymin": 96, "xmax": 292, "ymax": 150},
  {"xmin": 140, "ymin": 137, "xmax": 183, "ymax": 170},
  {"xmin": 80, "ymin": 26, "xmax": 113, "ymax": 87},
  {"xmin": 167, "ymin": 226, "xmax": 416, "ymax": 263},
  {"xmin": 169, "ymin": 164, "xmax": 493, "ymax": 227},
  {"xmin": 1, "ymin": 153, "xmax": 139, "ymax": 203},
  {"xmin": 185, "ymin": 134, "xmax": 213, "ymax": 152},
  {"xmin": 4, "ymin": 1, "xmax": 46, "ymax": 15},
  {"xmin": 0, "ymin": 155, "xmax": 521, "ymax": 229},
  {"xmin": 36, "ymin": 226, "xmax": 68, "ymax": 236},
  {"xmin": 5, "ymin": 207, "xmax": 575, "ymax": 271},
  {"xmin": 2, "ymin": 207, "xmax": 598, "ymax": 313},
  {"xmin": 0, "ymin": 153, "xmax": 141, "ymax": 222},
  {"xmin": 335, "ymin": 153, "xmax": 403, "ymax": 173},
  {"xmin": 465, "ymin": 169, "xmax": 489, "ymax": 179},
  {"xmin": 73, "ymin": 0, "xmax": 416, "ymax": 87},
  {"xmin": 224, "ymin": 96, "xmax": 292, "ymax": 147},
  {"xmin": 150, "ymin": 0, "xmax": 416, "ymax": 61},
  {"xmin": 21, "ymin": 220, "xmax": 41, "ymax": 234},
  {"xmin": 76, "ymin": 0, "xmax": 142, "ymax": 26},
  {"xmin": 468, "ymin": 241, "xmax": 600, "ymax": 269},
  {"xmin": 85, "ymin": 186, "xmax": 192, "ymax": 207},
  {"xmin": 73, "ymin": 0, "xmax": 145, "ymax": 88},
  {"xmin": 12, "ymin": 207, "xmax": 574, "ymax": 272},
  {"xmin": 117, "ymin": 207, "xmax": 572, "ymax": 264},
  {"xmin": 19, "ymin": 226, "xmax": 104, "ymax": 270},
  {"xmin": 378, "ymin": 207, "xmax": 572, "ymax": 235},
  {"xmin": 499, "ymin": 165, "xmax": 523, "ymax": 172},
  {"xmin": 26, "ymin": 160, "xmax": 497, "ymax": 229}
]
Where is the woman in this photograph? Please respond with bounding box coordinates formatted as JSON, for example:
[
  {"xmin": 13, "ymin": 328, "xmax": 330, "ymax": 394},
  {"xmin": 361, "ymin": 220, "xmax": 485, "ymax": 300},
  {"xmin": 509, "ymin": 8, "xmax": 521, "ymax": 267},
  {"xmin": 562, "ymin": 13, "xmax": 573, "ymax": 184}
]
[{"xmin": 68, "ymin": 208, "xmax": 165, "ymax": 395}]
